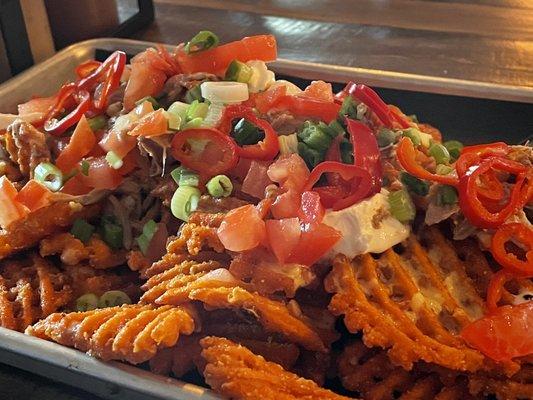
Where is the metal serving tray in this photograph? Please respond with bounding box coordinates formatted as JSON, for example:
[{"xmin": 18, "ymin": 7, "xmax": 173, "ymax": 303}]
[{"xmin": 0, "ymin": 38, "xmax": 532, "ymax": 400}]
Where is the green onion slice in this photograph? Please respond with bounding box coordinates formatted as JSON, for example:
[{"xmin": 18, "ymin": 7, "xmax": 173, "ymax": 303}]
[
  {"xmin": 400, "ymin": 172, "xmax": 429, "ymax": 196},
  {"xmin": 71, "ymin": 219, "xmax": 95, "ymax": 243},
  {"xmin": 297, "ymin": 121, "xmax": 332, "ymax": 152},
  {"xmin": 225, "ymin": 60, "xmax": 253, "ymax": 83},
  {"xmin": 206, "ymin": 175, "xmax": 233, "ymax": 198},
  {"xmin": 297, "ymin": 142, "xmax": 323, "ymax": 169},
  {"xmin": 184, "ymin": 31, "xmax": 219, "ymax": 54},
  {"xmin": 34, "ymin": 162, "xmax": 63, "ymax": 192},
  {"xmin": 388, "ymin": 189, "xmax": 416, "ymax": 223},
  {"xmin": 436, "ymin": 185, "xmax": 459, "ymax": 206},
  {"xmin": 105, "ymin": 150, "xmax": 123, "ymax": 169},
  {"xmin": 436, "ymin": 164, "xmax": 453, "ymax": 176},
  {"xmin": 402, "ymin": 128, "xmax": 422, "ymax": 147},
  {"xmin": 137, "ymin": 220, "xmax": 158, "ymax": 255},
  {"xmin": 186, "ymin": 100, "xmax": 209, "ymax": 121},
  {"xmin": 184, "ymin": 85, "xmax": 203, "ymax": 104},
  {"xmin": 170, "ymin": 166, "xmax": 199, "ymax": 187},
  {"xmin": 443, "ymin": 140, "xmax": 464, "ymax": 161},
  {"xmin": 101, "ymin": 220, "xmax": 123, "ymax": 250},
  {"xmin": 80, "ymin": 160, "xmax": 90, "ymax": 176},
  {"xmin": 76, "ymin": 293, "xmax": 99, "ymax": 312},
  {"xmin": 87, "ymin": 115, "xmax": 107, "ymax": 131},
  {"xmin": 429, "ymin": 143, "xmax": 451, "ymax": 165},
  {"xmin": 278, "ymin": 133, "xmax": 299, "ymax": 155},
  {"xmin": 377, "ymin": 128, "xmax": 398, "ymax": 147},
  {"xmin": 98, "ymin": 290, "xmax": 131, "ymax": 308},
  {"xmin": 171, "ymin": 186, "xmax": 201, "ymax": 222}
]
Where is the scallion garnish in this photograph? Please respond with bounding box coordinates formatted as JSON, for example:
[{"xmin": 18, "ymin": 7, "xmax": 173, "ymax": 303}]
[
  {"xmin": 297, "ymin": 142, "xmax": 323, "ymax": 169},
  {"xmin": 376, "ymin": 128, "xmax": 398, "ymax": 147},
  {"xmin": 70, "ymin": 219, "xmax": 95, "ymax": 243},
  {"xmin": 400, "ymin": 172, "xmax": 429, "ymax": 196},
  {"xmin": 87, "ymin": 115, "xmax": 107, "ymax": 131},
  {"xmin": 98, "ymin": 290, "xmax": 131, "ymax": 308},
  {"xmin": 297, "ymin": 121, "xmax": 332, "ymax": 152},
  {"xmin": 186, "ymin": 100, "xmax": 209, "ymax": 121},
  {"xmin": 224, "ymin": 59, "xmax": 253, "ymax": 83},
  {"xmin": 99, "ymin": 216, "xmax": 123, "ymax": 250},
  {"xmin": 75, "ymin": 293, "xmax": 99, "ymax": 312},
  {"xmin": 171, "ymin": 185, "xmax": 201, "ymax": 222},
  {"xmin": 443, "ymin": 140, "xmax": 464, "ymax": 161},
  {"xmin": 429, "ymin": 143, "xmax": 451, "ymax": 165},
  {"xmin": 184, "ymin": 31, "xmax": 219, "ymax": 54},
  {"xmin": 402, "ymin": 128, "xmax": 422, "ymax": 147},
  {"xmin": 278, "ymin": 133, "xmax": 299, "ymax": 155},
  {"xmin": 388, "ymin": 189, "xmax": 416, "ymax": 223},
  {"xmin": 206, "ymin": 175, "xmax": 233, "ymax": 198},
  {"xmin": 105, "ymin": 150, "xmax": 123, "ymax": 169},
  {"xmin": 80, "ymin": 160, "xmax": 90, "ymax": 176},
  {"xmin": 136, "ymin": 219, "xmax": 157, "ymax": 255},
  {"xmin": 436, "ymin": 185, "xmax": 459, "ymax": 206},
  {"xmin": 184, "ymin": 85, "xmax": 203, "ymax": 104},
  {"xmin": 34, "ymin": 162, "xmax": 63, "ymax": 192}
]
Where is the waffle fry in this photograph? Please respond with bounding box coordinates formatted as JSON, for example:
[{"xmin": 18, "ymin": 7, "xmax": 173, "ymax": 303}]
[
  {"xmin": 0, "ymin": 254, "xmax": 72, "ymax": 331},
  {"xmin": 40, "ymin": 233, "xmax": 126, "ymax": 269},
  {"xmin": 200, "ymin": 336, "xmax": 352, "ymax": 400},
  {"xmin": 325, "ymin": 229, "xmax": 487, "ymax": 371},
  {"xmin": 0, "ymin": 202, "xmax": 100, "ymax": 260},
  {"xmin": 468, "ymin": 365, "xmax": 533, "ymax": 400},
  {"xmin": 337, "ymin": 341, "xmax": 476, "ymax": 400},
  {"xmin": 26, "ymin": 303, "xmax": 199, "ymax": 364}
]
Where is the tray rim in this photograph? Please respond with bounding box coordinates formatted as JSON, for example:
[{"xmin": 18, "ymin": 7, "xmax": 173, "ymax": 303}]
[{"xmin": 1, "ymin": 37, "xmax": 532, "ymax": 104}]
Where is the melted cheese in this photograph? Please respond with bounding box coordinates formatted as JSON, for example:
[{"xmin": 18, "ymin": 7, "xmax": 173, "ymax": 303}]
[{"xmin": 321, "ymin": 190, "xmax": 410, "ymax": 260}]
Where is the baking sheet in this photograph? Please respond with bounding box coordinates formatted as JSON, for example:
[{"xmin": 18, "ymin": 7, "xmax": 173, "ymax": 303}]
[{"xmin": 0, "ymin": 37, "xmax": 531, "ymax": 400}]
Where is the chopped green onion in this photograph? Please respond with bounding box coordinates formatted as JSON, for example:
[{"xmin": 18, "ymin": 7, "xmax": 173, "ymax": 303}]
[
  {"xmin": 80, "ymin": 160, "xmax": 90, "ymax": 176},
  {"xmin": 136, "ymin": 220, "xmax": 157, "ymax": 255},
  {"xmin": 338, "ymin": 96, "xmax": 358, "ymax": 122},
  {"xmin": 327, "ymin": 120, "xmax": 345, "ymax": 138},
  {"xmin": 278, "ymin": 133, "xmax": 299, "ymax": 155},
  {"xmin": 436, "ymin": 164, "xmax": 453, "ymax": 175},
  {"xmin": 443, "ymin": 140, "xmax": 464, "ymax": 161},
  {"xmin": 429, "ymin": 143, "xmax": 451, "ymax": 165},
  {"xmin": 76, "ymin": 293, "xmax": 99, "ymax": 312},
  {"xmin": 298, "ymin": 142, "xmax": 323, "ymax": 169},
  {"xmin": 100, "ymin": 218, "xmax": 123, "ymax": 250},
  {"xmin": 105, "ymin": 150, "xmax": 123, "ymax": 169},
  {"xmin": 167, "ymin": 101, "xmax": 190, "ymax": 122},
  {"xmin": 377, "ymin": 128, "xmax": 398, "ymax": 147},
  {"xmin": 98, "ymin": 290, "xmax": 131, "ymax": 308},
  {"xmin": 87, "ymin": 115, "xmax": 107, "ymax": 131},
  {"xmin": 173, "ymin": 167, "xmax": 199, "ymax": 187},
  {"xmin": 171, "ymin": 186, "xmax": 201, "ymax": 222},
  {"xmin": 184, "ymin": 85, "xmax": 203, "ymax": 104},
  {"xmin": 165, "ymin": 111, "xmax": 181, "ymax": 131},
  {"xmin": 388, "ymin": 189, "xmax": 416, "ymax": 223},
  {"xmin": 34, "ymin": 162, "xmax": 63, "ymax": 192},
  {"xmin": 186, "ymin": 100, "xmax": 209, "ymax": 121},
  {"xmin": 206, "ymin": 175, "xmax": 233, "ymax": 198},
  {"xmin": 183, "ymin": 117, "xmax": 204, "ymax": 129},
  {"xmin": 297, "ymin": 121, "xmax": 332, "ymax": 152},
  {"xmin": 203, "ymin": 103, "xmax": 225, "ymax": 127},
  {"xmin": 135, "ymin": 96, "xmax": 160, "ymax": 109},
  {"xmin": 436, "ymin": 185, "xmax": 458, "ymax": 206},
  {"xmin": 402, "ymin": 128, "xmax": 421, "ymax": 147},
  {"xmin": 71, "ymin": 219, "xmax": 95, "ymax": 243},
  {"xmin": 184, "ymin": 30, "xmax": 219, "ymax": 54},
  {"xmin": 225, "ymin": 60, "xmax": 253, "ymax": 83},
  {"xmin": 232, "ymin": 118, "xmax": 264, "ymax": 146},
  {"xmin": 171, "ymin": 166, "xmax": 185, "ymax": 184},
  {"xmin": 400, "ymin": 172, "xmax": 429, "ymax": 196}
]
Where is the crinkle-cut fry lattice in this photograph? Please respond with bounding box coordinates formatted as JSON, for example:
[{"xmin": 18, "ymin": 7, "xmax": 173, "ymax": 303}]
[
  {"xmin": 0, "ymin": 202, "xmax": 101, "ymax": 260},
  {"xmin": 141, "ymin": 258, "xmax": 327, "ymax": 352},
  {"xmin": 468, "ymin": 365, "xmax": 533, "ymax": 400},
  {"xmin": 26, "ymin": 303, "xmax": 198, "ymax": 364},
  {"xmin": 0, "ymin": 254, "xmax": 72, "ymax": 331},
  {"xmin": 325, "ymin": 228, "xmax": 488, "ymax": 372},
  {"xmin": 337, "ymin": 341, "xmax": 477, "ymax": 400},
  {"xmin": 200, "ymin": 336, "xmax": 352, "ymax": 400}
]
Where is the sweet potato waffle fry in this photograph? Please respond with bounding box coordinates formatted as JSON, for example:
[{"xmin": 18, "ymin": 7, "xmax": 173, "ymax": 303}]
[
  {"xmin": 0, "ymin": 202, "xmax": 100, "ymax": 260},
  {"xmin": 325, "ymin": 229, "xmax": 487, "ymax": 371},
  {"xmin": 26, "ymin": 303, "xmax": 199, "ymax": 364},
  {"xmin": 200, "ymin": 336, "xmax": 352, "ymax": 400},
  {"xmin": 0, "ymin": 254, "xmax": 72, "ymax": 331}
]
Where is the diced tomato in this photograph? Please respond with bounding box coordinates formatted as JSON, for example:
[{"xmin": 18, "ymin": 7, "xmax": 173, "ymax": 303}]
[
  {"xmin": 301, "ymin": 80, "xmax": 334, "ymax": 102},
  {"xmin": 228, "ymin": 158, "xmax": 252, "ymax": 181},
  {"xmin": 268, "ymin": 154, "xmax": 310, "ymax": 219},
  {"xmin": 241, "ymin": 160, "xmax": 273, "ymax": 199},
  {"xmin": 287, "ymin": 223, "xmax": 341, "ymax": 265},
  {"xmin": 0, "ymin": 176, "xmax": 28, "ymax": 228},
  {"xmin": 176, "ymin": 35, "xmax": 277, "ymax": 75},
  {"xmin": 17, "ymin": 95, "xmax": 56, "ymax": 115},
  {"xmin": 55, "ymin": 115, "xmax": 96, "ymax": 173},
  {"xmin": 99, "ymin": 128, "xmax": 138, "ymax": 159},
  {"xmin": 252, "ymin": 85, "xmax": 287, "ymax": 114},
  {"xmin": 461, "ymin": 302, "xmax": 533, "ymax": 362},
  {"xmin": 123, "ymin": 60, "xmax": 167, "ymax": 111},
  {"xmin": 127, "ymin": 109, "xmax": 168, "ymax": 137},
  {"xmin": 299, "ymin": 191, "xmax": 325, "ymax": 224},
  {"xmin": 15, "ymin": 180, "xmax": 50, "ymax": 212},
  {"xmin": 79, "ymin": 157, "xmax": 123, "ymax": 190},
  {"xmin": 265, "ymin": 218, "xmax": 301, "ymax": 263},
  {"xmin": 60, "ymin": 175, "xmax": 92, "ymax": 195},
  {"xmin": 217, "ymin": 205, "xmax": 266, "ymax": 252}
]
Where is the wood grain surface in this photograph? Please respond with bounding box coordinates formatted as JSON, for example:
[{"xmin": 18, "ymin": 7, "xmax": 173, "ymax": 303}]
[{"xmin": 134, "ymin": 0, "xmax": 533, "ymax": 87}]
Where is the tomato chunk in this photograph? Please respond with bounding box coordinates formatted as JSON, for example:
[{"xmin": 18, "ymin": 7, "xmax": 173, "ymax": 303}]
[
  {"xmin": 15, "ymin": 180, "xmax": 50, "ymax": 212},
  {"xmin": 0, "ymin": 176, "xmax": 28, "ymax": 228},
  {"xmin": 461, "ymin": 302, "xmax": 533, "ymax": 362},
  {"xmin": 55, "ymin": 115, "xmax": 96, "ymax": 173},
  {"xmin": 287, "ymin": 223, "xmax": 341, "ymax": 266},
  {"xmin": 217, "ymin": 205, "xmax": 266, "ymax": 252},
  {"xmin": 265, "ymin": 218, "xmax": 301, "ymax": 263}
]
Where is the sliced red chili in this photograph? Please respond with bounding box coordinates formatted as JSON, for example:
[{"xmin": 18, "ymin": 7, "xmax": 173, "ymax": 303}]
[
  {"xmin": 170, "ymin": 127, "xmax": 238, "ymax": 176},
  {"xmin": 303, "ymin": 161, "xmax": 373, "ymax": 211},
  {"xmin": 458, "ymin": 157, "xmax": 528, "ymax": 229},
  {"xmin": 270, "ymin": 95, "xmax": 341, "ymax": 123},
  {"xmin": 218, "ymin": 105, "xmax": 279, "ymax": 160},
  {"xmin": 44, "ymin": 89, "xmax": 91, "ymax": 136},
  {"xmin": 491, "ymin": 223, "xmax": 533, "ymax": 277},
  {"xmin": 486, "ymin": 270, "xmax": 513, "ymax": 313},
  {"xmin": 396, "ymin": 137, "xmax": 459, "ymax": 186},
  {"xmin": 77, "ymin": 51, "xmax": 126, "ymax": 110},
  {"xmin": 75, "ymin": 60, "xmax": 102, "ymax": 79}
]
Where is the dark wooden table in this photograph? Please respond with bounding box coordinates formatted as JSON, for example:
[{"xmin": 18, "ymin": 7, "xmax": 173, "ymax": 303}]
[{"xmin": 1, "ymin": 1, "xmax": 532, "ymax": 399}]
